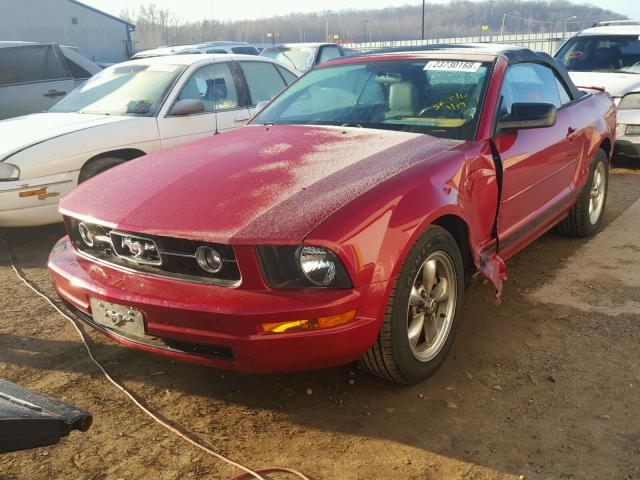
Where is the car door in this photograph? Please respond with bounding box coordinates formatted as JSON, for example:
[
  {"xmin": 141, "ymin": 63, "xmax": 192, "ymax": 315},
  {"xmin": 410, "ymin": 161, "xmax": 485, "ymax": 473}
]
[
  {"xmin": 237, "ymin": 60, "xmax": 294, "ymax": 117},
  {"xmin": 0, "ymin": 44, "xmax": 74, "ymax": 120},
  {"xmin": 157, "ymin": 61, "xmax": 251, "ymax": 149},
  {"xmin": 493, "ymin": 62, "xmax": 584, "ymax": 256}
]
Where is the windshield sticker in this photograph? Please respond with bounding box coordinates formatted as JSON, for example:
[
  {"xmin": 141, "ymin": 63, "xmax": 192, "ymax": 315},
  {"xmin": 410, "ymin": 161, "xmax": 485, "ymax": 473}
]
[{"xmin": 425, "ymin": 61, "xmax": 482, "ymax": 72}]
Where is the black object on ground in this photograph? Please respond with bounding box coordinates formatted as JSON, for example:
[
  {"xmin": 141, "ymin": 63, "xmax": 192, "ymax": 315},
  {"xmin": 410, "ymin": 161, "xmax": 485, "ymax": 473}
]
[{"xmin": 0, "ymin": 379, "xmax": 92, "ymax": 453}]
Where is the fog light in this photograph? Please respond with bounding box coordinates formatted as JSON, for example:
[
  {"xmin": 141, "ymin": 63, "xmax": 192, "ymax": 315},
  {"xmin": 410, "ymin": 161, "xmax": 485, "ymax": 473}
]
[
  {"xmin": 78, "ymin": 222, "xmax": 94, "ymax": 247},
  {"xmin": 262, "ymin": 309, "xmax": 357, "ymax": 334},
  {"xmin": 626, "ymin": 125, "xmax": 640, "ymax": 136},
  {"xmin": 195, "ymin": 246, "xmax": 223, "ymax": 273}
]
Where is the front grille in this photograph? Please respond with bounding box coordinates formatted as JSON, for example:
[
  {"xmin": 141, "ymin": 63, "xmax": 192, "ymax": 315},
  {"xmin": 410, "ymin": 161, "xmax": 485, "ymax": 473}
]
[{"xmin": 66, "ymin": 217, "xmax": 241, "ymax": 286}]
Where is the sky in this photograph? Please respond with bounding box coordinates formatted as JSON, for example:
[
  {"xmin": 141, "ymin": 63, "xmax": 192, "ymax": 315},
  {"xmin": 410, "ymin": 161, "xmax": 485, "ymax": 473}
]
[{"xmin": 83, "ymin": 0, "xmax": 640, "ymax": 22}]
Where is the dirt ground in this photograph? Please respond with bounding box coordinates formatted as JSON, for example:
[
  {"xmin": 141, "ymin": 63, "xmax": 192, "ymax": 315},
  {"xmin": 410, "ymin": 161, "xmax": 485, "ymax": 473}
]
[{"xmin": 1, "ymin": 161, "xmax": 639, "ymax": 480}]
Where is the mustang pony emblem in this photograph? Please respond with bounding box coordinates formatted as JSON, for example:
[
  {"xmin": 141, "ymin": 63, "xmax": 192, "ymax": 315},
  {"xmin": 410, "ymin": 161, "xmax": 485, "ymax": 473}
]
[{"xmin": 121, "ymin": 237, "xmax": 156, "ymax": 258}]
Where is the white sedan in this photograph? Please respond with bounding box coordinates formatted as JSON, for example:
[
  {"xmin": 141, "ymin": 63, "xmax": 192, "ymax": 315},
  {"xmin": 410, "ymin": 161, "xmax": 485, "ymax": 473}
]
[{"xmin": 0, "ymin": 54, "xmax": 298, "ymax": 227}]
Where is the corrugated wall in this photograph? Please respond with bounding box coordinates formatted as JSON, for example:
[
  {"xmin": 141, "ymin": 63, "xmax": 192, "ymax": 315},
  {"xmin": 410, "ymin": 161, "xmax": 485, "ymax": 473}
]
[{"xmin": 0, "ymin": 0, "xmax": 132, "ymax": 62}]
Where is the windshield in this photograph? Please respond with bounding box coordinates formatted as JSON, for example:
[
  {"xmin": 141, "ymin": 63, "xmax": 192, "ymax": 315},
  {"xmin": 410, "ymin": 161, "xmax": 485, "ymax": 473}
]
[
  {"xmin": 556, "ymin": 35, "xmax": 640, "ymax": 74},
  {"xmin": 50, "ymin": 63, "xmax": 186, "ymax": 116},
  {"xmin": 261, "ymin": 46, "xmax": 317, "ymax": 72},
  {"xmin": 251, "ymin": 59, "xmax": 493, "ymax": 141}
]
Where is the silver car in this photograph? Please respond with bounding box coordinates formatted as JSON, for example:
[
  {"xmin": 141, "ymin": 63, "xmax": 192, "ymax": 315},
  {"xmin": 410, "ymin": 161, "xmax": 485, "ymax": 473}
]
[
  {"xmin": 556, "ymin": 21, "xmax": 640, "ymax": 159},
  {"xmin": 0, "ymin": 41, "xmax": 101, "ymax": 120}
]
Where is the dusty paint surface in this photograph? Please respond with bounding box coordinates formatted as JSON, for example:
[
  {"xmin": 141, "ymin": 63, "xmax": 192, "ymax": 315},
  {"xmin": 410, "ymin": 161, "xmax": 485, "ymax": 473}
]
[{"xmin": 61, "ymin": 125, "xmax": 461, "ymax": 244}]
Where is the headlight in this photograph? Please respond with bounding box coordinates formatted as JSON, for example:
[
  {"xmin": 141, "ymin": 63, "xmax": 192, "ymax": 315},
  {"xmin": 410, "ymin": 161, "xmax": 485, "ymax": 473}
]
[
  {"xmin": 0, "ymin": 163, "xmax": 20, "ymax": 181},
  {"xmin": 256, "ymin": 245, "xmax": 352, "ymax": 289},
  {"xmin": 298, "ymin": 246, "xmax": 337, "ymax": 286},
  {"xmin": 618, "ymin": 93, "xmax": 640, "ymax": 109}
]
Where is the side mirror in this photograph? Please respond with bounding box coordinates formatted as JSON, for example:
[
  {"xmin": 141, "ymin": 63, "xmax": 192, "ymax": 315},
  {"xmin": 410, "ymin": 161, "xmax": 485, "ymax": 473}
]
[
  {"xmin": 497, "ymin": 103, "xmax": 557, "ymax": 132},
  {"xmin": 169, "ymin": 99, "xmax": 204, "ymax": 116}
]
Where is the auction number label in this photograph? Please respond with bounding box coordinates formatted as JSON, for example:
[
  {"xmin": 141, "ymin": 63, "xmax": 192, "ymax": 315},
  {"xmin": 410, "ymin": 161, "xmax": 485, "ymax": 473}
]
[{"xmin": 425, "ymin": 61, "xmax": 482, "ymax": 72}]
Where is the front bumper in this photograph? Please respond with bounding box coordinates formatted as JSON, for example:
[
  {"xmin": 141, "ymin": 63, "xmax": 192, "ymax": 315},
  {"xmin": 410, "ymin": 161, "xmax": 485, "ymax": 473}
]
[
  {"xmin": 0, "ymin": 171, "xmax": 79, "ymax": 227},
  {"xmin": 615, "ymin": 110, "xmax": 640, "ymax": 158},
  {"xmin": 48, "ymin": 237, "xmax": 385, "ymax": 373}
]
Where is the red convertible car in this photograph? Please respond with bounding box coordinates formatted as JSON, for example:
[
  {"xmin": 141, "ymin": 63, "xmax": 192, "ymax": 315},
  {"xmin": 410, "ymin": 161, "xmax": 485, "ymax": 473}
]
[{"xmin": 48, "ymin": 45, "xmax": 615, "ymax": 384}]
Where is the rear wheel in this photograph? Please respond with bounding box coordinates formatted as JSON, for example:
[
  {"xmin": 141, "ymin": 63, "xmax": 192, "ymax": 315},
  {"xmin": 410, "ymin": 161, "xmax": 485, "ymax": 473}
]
[
  {"xmin": 361, "ymin": 226, "xmax": 465, "ymax": 384},
  {"xmin": 557, "ymin": 149, "xmax": 608, "ymax": 237},
  {"xmin": 78, "ymin": 157, "xmax": 126, "ymax": 183}
]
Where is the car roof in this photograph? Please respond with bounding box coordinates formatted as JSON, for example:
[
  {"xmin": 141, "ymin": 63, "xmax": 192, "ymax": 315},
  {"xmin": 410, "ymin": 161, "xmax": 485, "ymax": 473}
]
[
  {"xmin": 0, "ymin": 41, "xmax": 38, "ymax": 48},
  {"xmin": 575, "ymin": 24, "xmax": 640, "ymax": 36},
  {"xmin": 263, "ymin": 43, "xmax": 335, "ymax": 49},
  {"xmin": 338, "ymin": 43, "xmax": 546, "ymax": 63},
  {"xmin": 107, "ymin": 53, "xmax": 298, "ymax": 73},
  {"xmin": 196, "ymin": 41, "xmax": 255, "ymax": 48}
]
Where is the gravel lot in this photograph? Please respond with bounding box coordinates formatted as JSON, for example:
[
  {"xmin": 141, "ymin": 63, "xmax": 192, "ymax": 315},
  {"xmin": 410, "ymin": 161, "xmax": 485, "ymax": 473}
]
[{"xmin": 1, "ymin": 162, "xmax": 639, "ymax": 480}]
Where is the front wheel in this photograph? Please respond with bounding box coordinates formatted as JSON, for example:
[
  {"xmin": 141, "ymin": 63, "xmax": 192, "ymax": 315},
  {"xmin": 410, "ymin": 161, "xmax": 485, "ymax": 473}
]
[
  {"xmin": 557, "ymin": 149, "xmax": 609, "ymax": 237},
  {"xmin": 361, "ymin": 226, "xmax": 465, "ymax": 384}
]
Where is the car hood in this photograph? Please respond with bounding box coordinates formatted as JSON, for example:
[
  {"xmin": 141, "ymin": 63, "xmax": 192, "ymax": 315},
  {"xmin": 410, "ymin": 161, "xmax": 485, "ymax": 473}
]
[
  {"xmin": 60, "ymin": 125, "xmax": 462, "ymax": 244},
  {"xmin": 568, "ymin": 71, "xmax": 640, "ymax": 97},
  {"xmin": 0, "ymin": 113, "xmax": 135, "ymax": 162}
]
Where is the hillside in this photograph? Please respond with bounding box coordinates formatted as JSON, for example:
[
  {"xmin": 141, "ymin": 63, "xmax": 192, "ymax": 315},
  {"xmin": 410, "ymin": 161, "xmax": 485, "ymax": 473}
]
[{"xmin": 122, "ymin": 0, "xmax": 627, "ymax": 49}]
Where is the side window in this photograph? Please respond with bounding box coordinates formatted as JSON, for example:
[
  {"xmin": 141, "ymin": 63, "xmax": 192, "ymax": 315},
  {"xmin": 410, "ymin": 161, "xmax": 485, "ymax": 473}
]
[
  {"xmin": 231, "ymin": 46, "xmax": 259, "ymax": 55},
  {"xmin": 276, "ymin": 65, "xmax": 298, "ymax": 84},
  {"xmin": 65, "ymin": 58, "xmax": 92, "ymax": 79},
  {"xmin": 239, "ymin": 61, "xmax": 286, "ymax": 105},
  {"xmin": 499, "ymin": 63, "xmax": 562, "ymax": 115},
  {"xmin": 45, "ymin": 46, "xmax": 68, "ymax": 80},
  {"xmin": 555, "ymin": 76, "xmax": 572, "ymax": 106},
  {"xmin": 176, "ymin": 62, "xmax": 239, "ymax": 112},
  {"xmin": 318, "ymin": 46, "xmax": 342, "ymax": 64},
  {"xmin": 0, "ymin": 45, "xmax": 47, "ymax": 85}
]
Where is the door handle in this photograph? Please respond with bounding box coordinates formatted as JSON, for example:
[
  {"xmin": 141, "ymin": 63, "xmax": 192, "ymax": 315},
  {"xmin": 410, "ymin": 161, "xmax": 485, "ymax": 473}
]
[
  {"xmin": 566, "ymin": 127, "xmax": 578, "ymax": 140},
  {"xmin": 43, "ymin": 89, "xmax": 66, "ymax": 98},
  {"xmin": 233, "ymin": 115, "xmax": 250, "ymax": 123}
]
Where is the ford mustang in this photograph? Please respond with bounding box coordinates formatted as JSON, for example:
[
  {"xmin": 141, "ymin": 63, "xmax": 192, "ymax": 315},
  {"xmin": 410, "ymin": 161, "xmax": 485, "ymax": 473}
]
[{"xmin": 48, "ymin": 45, "xmax": 616, "ymax": 384}]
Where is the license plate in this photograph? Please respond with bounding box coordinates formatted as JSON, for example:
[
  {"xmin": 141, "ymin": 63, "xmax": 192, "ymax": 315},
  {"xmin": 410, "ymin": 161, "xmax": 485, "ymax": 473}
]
[{"xmin": 90, "ymin": 298, "xmax": 145, "ymax": 338}]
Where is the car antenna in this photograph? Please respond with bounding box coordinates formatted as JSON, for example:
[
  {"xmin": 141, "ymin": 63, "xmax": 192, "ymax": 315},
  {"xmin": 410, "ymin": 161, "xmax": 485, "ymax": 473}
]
[{"xmin": 211, "ymin": 0, "xmax": 219, "ymax": 135}]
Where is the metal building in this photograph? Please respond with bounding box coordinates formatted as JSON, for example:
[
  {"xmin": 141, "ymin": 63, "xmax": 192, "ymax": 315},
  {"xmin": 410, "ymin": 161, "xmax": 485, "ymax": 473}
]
[{"xmin": 0, "ymin": 0, "xmax": 135, "ymax": 63}]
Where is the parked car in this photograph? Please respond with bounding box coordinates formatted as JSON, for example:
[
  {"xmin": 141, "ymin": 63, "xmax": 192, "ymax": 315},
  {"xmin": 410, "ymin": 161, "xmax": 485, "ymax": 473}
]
[
  {"xmin": 132, "ymin": 42, "xmax": 260, "ymax": 59},
  {"xmin": 186, "ymin": 41, "xmax": 260, "ymax": 56},
  {"xmin": 260, "ymin": 43, "xmax": 346, "ymax": 73},
  {"xmin": 130, "ymin": 44, "xmax": 199, "ymax": 59},
  {"xmin": 0, "ymin": 54, "xmax": 298, "ymax": 227},
  {"xmin": 48, "ymin": 45, "xmax": 615, "ymax": 384},
  {"xmin": 556, "ymin": 20, "xmax": 640, "ymax": 159},
  {"xmin": 0, "ymin": 41, "xmax": 101, "ymax": 120}
]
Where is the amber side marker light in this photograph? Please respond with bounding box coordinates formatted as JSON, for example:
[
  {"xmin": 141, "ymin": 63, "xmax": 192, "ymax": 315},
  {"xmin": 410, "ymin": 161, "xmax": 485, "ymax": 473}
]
[
  {"xmin": 19, "ymin": 188, "xmax": 47, "ymax": 198},
  {"xmin": 262, "ymin": 310, "xmax": 357, "ymax": 334}
]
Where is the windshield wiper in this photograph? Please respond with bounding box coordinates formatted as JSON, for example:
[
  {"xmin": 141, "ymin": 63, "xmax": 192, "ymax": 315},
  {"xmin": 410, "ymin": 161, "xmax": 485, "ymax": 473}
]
[{"xmin": 341, "ymin": 122, "xmax": 363, "ymax": 128}]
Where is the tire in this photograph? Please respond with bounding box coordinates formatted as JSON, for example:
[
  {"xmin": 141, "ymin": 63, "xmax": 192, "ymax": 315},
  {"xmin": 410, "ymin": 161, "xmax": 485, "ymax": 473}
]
[
  {"xmin": 78, "ymin": 157, "xmax": 126, "ymax": 183},
  {"xmin": 557, "ymin": 149, "xmax": 609, "ymax": 237},
  {"xmin": 360, "ymin": 225, "xmax": 465, "ymax": 384}
]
